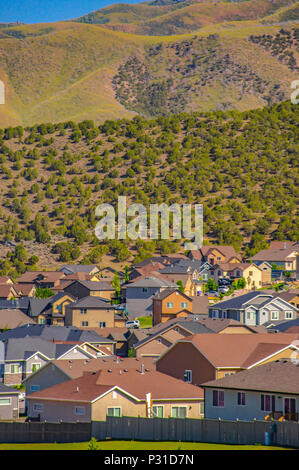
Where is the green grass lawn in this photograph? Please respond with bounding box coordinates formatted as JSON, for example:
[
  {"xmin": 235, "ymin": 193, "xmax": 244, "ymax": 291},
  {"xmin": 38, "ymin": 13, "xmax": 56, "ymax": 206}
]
[
  {"xmin": 0, "ymin": 440, "xmax": 291, "ymax": 450},
  {"xmin": 137, "ymin": 316, "xmax": 153, "ymax": 328}
]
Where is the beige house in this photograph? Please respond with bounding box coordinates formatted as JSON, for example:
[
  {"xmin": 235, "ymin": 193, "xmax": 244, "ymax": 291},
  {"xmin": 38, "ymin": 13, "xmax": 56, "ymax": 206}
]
[
  {"xmin": 27, "ymin": 367, "xmax": 204, "ymax": 422},
  {"xmin": 210, "ymin": 262, "xmax": 263, "ymax": 289},
  {"xmin": 65, "ymin": 296, "xmax": 121, "ymax": 329}
]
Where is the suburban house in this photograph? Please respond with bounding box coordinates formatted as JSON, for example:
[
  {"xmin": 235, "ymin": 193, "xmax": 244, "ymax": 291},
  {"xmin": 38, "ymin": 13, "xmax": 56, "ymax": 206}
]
[
  {"xmin": 250, "ymin": 261, "xmax": 272, "ymax": 285},
  {"xmin": 251, "ymin": 242, "xmax": 299, "ymax": 276},
  {"xmin": 17, "ymin": 271, "xmax": 67, "ymax": 289},
  {"xmin": 24, "ymin": 356, "xmax": 155, "ymax": 397},
  {"xmin": 26, "ymin": 293, "xmax": 76, "ymax": 326},
  {"xmin": 202, "ymin": 359, "xmax": 299, "ymax": 422},
  {"xmin": 26, "ymin": 367, "xmax": 204, "ymax": 422},
  {"xmin": 272, "ymin": 290, "xmax": 299, "ymax": 310},
  {"xmin": 0, "ymin": 336, "xmax": 101, "ymax": 385},
  {"xmin": 134, "ymin": 319, "xmax": 214, "ymax": 359},
  {"xmin": 97, "ymin": 267, "xmax": 125, "ymax": 283},
  {"xmin": 88, "ymin": 327, "xmax": 148, "ymax": 357},
  {"xmin": 0, "ymin": 383, "xmax": 20, "ymax": 420},
  {"xmin": 155, "ymin": 333, "xmax": 299, "ymax": 386},
  {"xmin": 125, "ymin": 276, "xmax": 177, "ymax": 318},
  {"xmin": 64, "ymin": 296, "xmax": 124, "ymax": 329},
  {"xmin": 0, "ymin": 283, "xmax": 20, "ymax": 300},
  {"xmin": 195, "ymin": 318, "xmax": 268, "ymax": 335},
  {"xmin": 13, "ymin": 283, "xmax": 36, "ymax": 297},
  {"xmin": 208, "ymin": 291, "xmax": 298, "ymax": 326},
  {"xmin": 189, "ymin": 245, "xmax": 242, "ymax": 265},
  {"xmin": 152, "ymin": 288, "xmax": 194, "ymax": 325},
  {"xmin": 58, "ymin": 265, "xmax": 100, "ymax": 276},
  {"xmin": 209, "ymin": 262, "xmax": 264, "ymax": 289},
  {"xmin": 63, "ymin": 280, "xmax": 115, "ymax": 301}
]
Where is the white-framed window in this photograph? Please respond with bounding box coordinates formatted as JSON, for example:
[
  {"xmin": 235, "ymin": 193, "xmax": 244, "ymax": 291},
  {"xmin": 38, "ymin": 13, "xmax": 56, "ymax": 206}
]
[
  {"xmin": 246, "ymin": 311, "xmax": 254, "ymax": 320},
  {"xmin": 181, "ymin": 302, "xmax": 188, "ymax": 309},
  {"xmin": 80, "ymin": 308, "xmax": 87, "ymax": 314},
  {"xmin": 285, "ymin": 311, "xmax": 293, "ymax": 320},
  {"xmin": 107, "ymin": 407, "xmax": 121, "ymax": 417},
  {"xmin": 30, "ymin": 385, "xmax": 40, "ymax": 392},
  {"xmin": 224, "ymin": 372, "xmax": 235, "ymax": 377},
  {"xmin": 171, "ymin": 406, "xmax": 187, "ymax": 418},
  {"xmin": 166, "ymin": 302, "xmax": 174, "ymax": 308},
  {"xmin": 184, "ymin": 370, "xmax": 192, "ymax": 383},
  {"xmin": 237, "ymin": 392, "xmax": 246, "ymax": 406},
  {"xmin": 31, "ymin": 363, "xmax": 41, "ymax": 373},
  {"xmin": 261, "ymin": 394, "xmax": 275, "ymax": 412},
  {"xmin": 271, "ymin": 311, "xmax": 279, "ymax": 320},
  {"xmin": 81, "ymin": 321, "xmax": 88, "ymax": 326},
  {"xmin": 10, "ymin": 364, "xmax": 19, "ymax": 374},
  {"xmin": 0, "ymin": 398, "xmax": 11, "ymax": 406},
  {"xmin": 152, "ymin": 405, "xmax": 164, "ymax": 418},
  {"xmin": 33, "ymin": 403, "xmax": 43, "ymax": 412},
  {"xmin": 212, "ymin": 390, "xmax": 224, "ymax": 407},
  {"xmin": 75, "ymin": 406, "xmax": 86, "ymax": 415},
  {"xmin": 212, "ymin": 309, "xmax": 218, "ymax": 318},
  {"xmin": 99, "ymin": 322, "xmax": 106, "ymax": 328}
]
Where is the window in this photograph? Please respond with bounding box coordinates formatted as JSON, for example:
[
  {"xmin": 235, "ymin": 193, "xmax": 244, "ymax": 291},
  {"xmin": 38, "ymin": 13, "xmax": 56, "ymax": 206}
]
[
  {"xmin": 81, "ymin": 321, "xmax": 88, "ymax": 326},
  {"xmin": 166, "ymin": 302, "xmax": 174, "ymax": 308},
  {"xmin": 39, "ymin": 318, "xmax": 45, "ymax": 325},
  {"xmin": 30, "ymin": 385, "xmax": 40, "ymax": 392},
  {"xmin": 261, "ymin": 394, "xmax": 275, "ymax": 412},
  {"xmin": 246, "ymin": 311, "xmax": 254, "ymax": 320},
  {"xmin": 31, "ymin": 363, "xmax": 41, "ymax": 373},
  {"xmin": 249, "ymin": 271, "xmax": 253, "ymax": 276},
  {"xmin": 107, "ymin": 407, "xmax": 121, "ymax": 417},
  {"xmin": 99, "ymin": 322, "xmax": 106, "ymax": 328},
  {"xmin": 271, "ymin": 311, "xmax": 279, "ymax": 320},
  {"xmin": 181, "ymin": 302, "xmax": 188, "ymax": 309},
  {"xmin": 237, "ymin": 392, "xmax": 246, "ymax": 406},
  {"xmin": 10, "ymin": 364, "xmax": 19, "ymax": 374},
  {"xmin": 184, "ymin": 370, "xmax": 192, "ymax": 383},
  {"xmin": 224, "ymin": 372, "xmax": 235, "ymax": 377},
  {"xmin": 142, "ymin": 288, "xmax": 148, "ymax": 293},
  {"xmin": 0, "ymin": 398, "xmax": 11, "ymax": 405},
  {"xmin": 199, "ymin": 402, "xmax": 204, "ymax": 415},
  {"xmin": 152, "ymin": 406, "xmax": 164, "ymax": 418},
  {"xmin": 212, "ymin": 310, "xmax": 218, "ymax": 318},
  {"xmin": 285, "ymin": 311, "xmax": 293, "ymax": 320},
  {"xmin": 75, "ymin": 406, "xmax": 86, "ymax": 415},
  {"xmin": 80, "ymin": 308, "xmax": 87, "ymax": 314},
  {"xmin": 33, "ymin": 403, "xmax": 43, "ymax": 412},
  {"xmin": 171, "ymin": 407, "xmax": 187, "ymax": 418},
  {"xmin": 213, "ymin": 390, "xmax": 224, "ymax": 407}
]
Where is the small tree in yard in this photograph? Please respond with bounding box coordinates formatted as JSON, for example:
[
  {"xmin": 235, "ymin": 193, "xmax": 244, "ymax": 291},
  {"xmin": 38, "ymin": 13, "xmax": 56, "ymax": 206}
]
[{"xmin": 88, "ymin": 437, "xmax": 99, "ymax": 450}]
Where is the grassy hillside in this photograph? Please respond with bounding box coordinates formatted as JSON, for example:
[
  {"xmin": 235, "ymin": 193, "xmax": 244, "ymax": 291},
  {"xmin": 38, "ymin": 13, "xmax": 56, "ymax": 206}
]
[
  {"xmin": 0, "ymin": 17, "xmax": 298, "ymax": 128},
  {"xmin": 0, "ymin": 101, "xmax": 298, "ymax": 275}
]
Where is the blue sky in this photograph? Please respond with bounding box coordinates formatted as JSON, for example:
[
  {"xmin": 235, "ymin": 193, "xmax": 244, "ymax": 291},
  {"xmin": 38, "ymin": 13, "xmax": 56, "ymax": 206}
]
[{"xmin": 0, "ymin": 0, "xmax": 144, "ymax": 24}]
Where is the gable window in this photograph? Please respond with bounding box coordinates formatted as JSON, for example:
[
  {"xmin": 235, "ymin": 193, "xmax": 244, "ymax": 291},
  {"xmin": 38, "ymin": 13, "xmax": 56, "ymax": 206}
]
[
  {"xmin": 107, "ymin": 407, "xmax": 121, "ymax": 417},
  {"xmin": 30, "ymin": 385, "xmax": 40, "ymax": 392},
  {"xmin": 285, "ymin": 311, "xmax": 293, "ymax": 320},
  {"xmin": 81, "ymin": 321, "xmax": 88, "ymax": 327},
  {"xmin": 171, "ymin": 406, "xmax": 187, "ymax": 418},
  {"xmin": 212, "ymin": 390, "xmax": 224, "ymax": 407},
  {"xmin": 181, "ymin": 302, "xmax": 188, "ymax": 309},
  {"xmin": 271, "ymin": 311, "xmax": 279, "ymax": 320},
  {"xmin": 237, "ymin": 392, "xmax": 246, "ymax": 406},
  {"xmin": 184, "ymin": 370, "xmax": 192, "ymax": 383},
  {"xmin": 166, "ymin": 302, "xmax": 174, "ymax": 308},
  {"xmin": 99, "ymin": 322, "xmax": 106, "ymax": 328},
  {"xmin": 32, "ymin": 363, "xmax": 41, "ymax": 373},
  {"xmin": 80, "ymin": 308, "xmax": 87, "ymax": 314},
  {"xmin": 75, "ymin": 406, "xmax": 86, "ymax": 415},
  {"xmin": 261, "ymin": 394, "xmax": 275, "ymax": 412}
]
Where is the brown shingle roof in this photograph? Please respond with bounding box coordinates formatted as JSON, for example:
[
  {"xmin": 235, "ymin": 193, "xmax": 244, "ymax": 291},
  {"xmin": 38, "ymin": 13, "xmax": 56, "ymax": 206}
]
[
  {"xmin": 173, "ymin": 333, "xmax": 299, "ymax": 368},
  {"xmin": 27, "ymin": 367, "xmax": 203, "ymax": 402},
  {"xmin": 195, "ymin": 318, "xmax": 267, "ymax": 334},
  {"xmin": 201, "ymin": 359, "xmax": 299, "ymax": 395},
  {"xmin": 0, "ymin": 309, "xmax": 35, "ymax": 329}
]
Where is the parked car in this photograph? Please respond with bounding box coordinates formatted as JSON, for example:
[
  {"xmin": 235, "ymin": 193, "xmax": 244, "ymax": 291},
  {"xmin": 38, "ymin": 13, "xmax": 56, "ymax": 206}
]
[
  {"xmin": 219, "ymin": 286, "xmax": 230, "ymax": 294},
  {"xmin": 207, "ymin": 291, "xmax": 219, "ymax": 297},
  {"xmin": 126, "ymin": 320, "xmax": 140, "ymax": 329}
]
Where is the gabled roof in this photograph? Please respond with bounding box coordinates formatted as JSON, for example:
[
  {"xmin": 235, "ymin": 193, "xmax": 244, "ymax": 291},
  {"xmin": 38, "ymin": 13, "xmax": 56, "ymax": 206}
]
[
  {"xmin": 58, "ymin": 265, "xmax": 99, "ymax": 274},
  {"xmin": 126, "ymin": 276, "xmax": 176, "ymax": 289},
  {"xmin": 0, "ymin": 383, "xmax": 20, "ymax": 395},
  {"xmin": 0, "ymin": 309, "xmax": 35, "ymax": 330},
  {"xmin": 201, "ymin": 359, "xmax": 299, "ymax": 395},
  {"xmin": 27, "ymin": 367, "xmax": 203, "ymax": 403},
  {"xmin": 252, "ymin": 247, "xmax": 298, "ymax": 262},
  {"xmin": 208, "ymin": 291, "xmax": 270, "ymax": 310},
  {"xmin": 17, "ymin": 271, "xmax": 66, "ymax": 283},
  {"xmin": 196, "ymin": 318, "xmax": 267, "ymax": 334},
  {"xmin": 156, "ymin": 333, "xmax": 299, "ymax": 369},
  {"xmin": 68, "ymin": 280, "xmax": 113, "ymax": 291},
  {"xmin": 153, "ymin": 288, "xmax": 192, "ymax": 302},
  {"xmin": 0, "ymin": 284, "xmax": 19, "ymax": 298},
  {"xmin": 66, "ymin": 296, "xmax": 115, "ymax": 309}
]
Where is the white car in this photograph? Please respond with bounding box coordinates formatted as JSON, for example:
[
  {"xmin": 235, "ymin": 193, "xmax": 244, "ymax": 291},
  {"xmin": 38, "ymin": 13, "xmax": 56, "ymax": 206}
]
[{"xmin": 126, "ymin": 320, "xmax": 140, "ymax": 329}]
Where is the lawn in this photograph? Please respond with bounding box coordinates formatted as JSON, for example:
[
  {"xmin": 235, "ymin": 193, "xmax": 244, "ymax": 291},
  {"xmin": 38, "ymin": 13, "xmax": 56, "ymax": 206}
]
[
  {"xmin": 0, "ymin": 440, "xmax": 291, "ymax": 450},
  {"xmin": 137, "ymin": 316, "xmax": 153, "ymax": 328}
]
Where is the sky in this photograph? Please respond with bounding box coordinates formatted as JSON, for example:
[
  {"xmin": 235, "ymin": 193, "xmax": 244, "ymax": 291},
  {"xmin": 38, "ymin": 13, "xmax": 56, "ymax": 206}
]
[{"xmin": 0, "ymin": 0, "xmax": 144, "ymax": 24}]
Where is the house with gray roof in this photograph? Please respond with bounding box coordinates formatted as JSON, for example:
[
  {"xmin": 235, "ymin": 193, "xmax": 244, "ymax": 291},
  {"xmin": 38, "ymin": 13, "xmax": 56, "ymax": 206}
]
[
  {"xmin": 0, "ymin": 336, "xmax": 99, "ymax": 386},
  {"xmin": 58, "ymin": 265, "xmax": 99, "ymax": 275},
  {"xmin": 202, "ymin": 359, "xmax": 299, "ymax": 422},
  {"xmin": 208, "ymin": 291, "xmax": 298, "ymax": 327},
  {"xmin": 125, "ymin": 276, "xmax": 177, "ymax": 319},
  {"xmin": 0, "ymin": 383, "xmax": 20, "ymax": 420}
]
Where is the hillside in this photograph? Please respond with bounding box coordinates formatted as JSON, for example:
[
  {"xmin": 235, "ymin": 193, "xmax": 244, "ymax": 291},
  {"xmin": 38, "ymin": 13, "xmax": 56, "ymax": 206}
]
[
  {"xmin": 0, "ymin": 3, "xmax": 298, "ymax": 127},
  {"xmin": 0, "ymin": 101, "xmax": 298, "ymax": 275}
]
